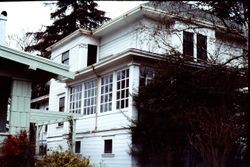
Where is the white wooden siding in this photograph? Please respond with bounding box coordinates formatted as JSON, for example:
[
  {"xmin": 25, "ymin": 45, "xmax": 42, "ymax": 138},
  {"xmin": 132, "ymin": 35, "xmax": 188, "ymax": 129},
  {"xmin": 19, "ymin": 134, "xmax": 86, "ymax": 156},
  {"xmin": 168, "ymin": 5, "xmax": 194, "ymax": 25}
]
[
  {"xmin": 99, "ymin": 22, "xmax": 138, "ymax": 60},
  {"xmin": 80, "ymin": 130, "xmax": 132, "ymax": 167}
]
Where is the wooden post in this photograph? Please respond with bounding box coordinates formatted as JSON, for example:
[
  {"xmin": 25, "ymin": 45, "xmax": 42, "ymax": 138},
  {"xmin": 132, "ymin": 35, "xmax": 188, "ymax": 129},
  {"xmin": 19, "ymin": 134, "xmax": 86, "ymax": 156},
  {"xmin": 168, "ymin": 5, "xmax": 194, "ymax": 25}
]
[{"xmin": 35, "ymin": 125, "xmax": 42, "ymax": 155}]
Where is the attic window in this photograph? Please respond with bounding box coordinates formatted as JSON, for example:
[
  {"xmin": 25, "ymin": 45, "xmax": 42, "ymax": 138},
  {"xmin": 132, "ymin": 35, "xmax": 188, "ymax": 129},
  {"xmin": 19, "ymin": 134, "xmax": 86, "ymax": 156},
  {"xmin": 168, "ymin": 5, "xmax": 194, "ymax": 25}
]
[
  {"xmin": 87, "ymin": 44, "xmax": 97, "ymax": 66},
  {"xmin": 62, "ymin": 50, "xmax": 69, "ymax": 65},
  {"xmin": 197, "ymin": 34, "xmax": 207, "ymax": 62},
  {"xmin": 183, "ymin": 31, "xmax": 194, "ymax": 60}
]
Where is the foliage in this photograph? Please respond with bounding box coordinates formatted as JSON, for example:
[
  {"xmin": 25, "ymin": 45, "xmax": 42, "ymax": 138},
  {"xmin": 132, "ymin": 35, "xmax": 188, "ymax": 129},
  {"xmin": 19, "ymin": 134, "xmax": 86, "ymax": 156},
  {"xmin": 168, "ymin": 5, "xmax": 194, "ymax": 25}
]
[
  {"xmin": 197, "ymin": 1, "xmax": 248, "ymax": 26},
  {"xmin": 36, "ymin": 146, "xmax": 91, "ymax": 167},
  {"xmin": 131, "ymin": 55, "xmax": 247, "ymax": 167},
  {"xmin": 25, "ymin": 0, "xmax": 110, "ymax": 58},
  {"xmin": 0, "ymin": 130, "xmax": 35, "ymax": 167}
]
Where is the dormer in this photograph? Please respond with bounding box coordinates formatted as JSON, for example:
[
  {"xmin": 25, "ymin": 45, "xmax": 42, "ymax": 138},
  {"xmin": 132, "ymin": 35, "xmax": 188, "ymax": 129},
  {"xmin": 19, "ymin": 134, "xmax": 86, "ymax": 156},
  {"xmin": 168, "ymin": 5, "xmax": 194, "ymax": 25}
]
[{"xmin": 47, "ymin": 29, "xmax": 99, "ymax": 72}]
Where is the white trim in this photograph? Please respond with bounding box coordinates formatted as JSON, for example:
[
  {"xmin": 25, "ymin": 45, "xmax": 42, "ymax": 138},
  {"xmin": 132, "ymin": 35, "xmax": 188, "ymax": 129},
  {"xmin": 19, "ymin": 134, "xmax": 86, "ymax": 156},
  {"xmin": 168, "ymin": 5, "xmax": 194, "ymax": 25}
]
[
  {"xmin": 30, "ymin": 109, "xmax": 81, "ymax": 126},
  {"xmin": 31, "ymin": 94, "xmax": 49, "ymax": 103}
]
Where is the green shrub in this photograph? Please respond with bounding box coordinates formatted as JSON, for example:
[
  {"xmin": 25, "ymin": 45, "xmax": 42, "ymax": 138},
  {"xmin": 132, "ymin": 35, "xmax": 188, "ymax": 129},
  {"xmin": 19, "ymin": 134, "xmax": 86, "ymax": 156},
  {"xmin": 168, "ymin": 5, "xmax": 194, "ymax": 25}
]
[{"xmin": 36, "ymin": 147, "xmax": 91, "ymax": 167}]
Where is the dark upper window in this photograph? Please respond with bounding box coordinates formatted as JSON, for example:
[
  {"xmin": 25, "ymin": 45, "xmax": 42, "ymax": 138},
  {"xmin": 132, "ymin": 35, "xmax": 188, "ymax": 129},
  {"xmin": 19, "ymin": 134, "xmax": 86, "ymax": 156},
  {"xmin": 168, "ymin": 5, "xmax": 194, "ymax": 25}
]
[
  {"xmin": 104, "ymin": 139, "xmax": 112, "ymax": 154},
  {"xmin": 183, "ymin": 31, "xmax": 194, "ymax": 60},
  {"xmin": 197, "ymin": 34, "xmax": 207, "ymax": 62},
  {"xmin": 59, "ymin": 97, "xmax": 65, "ymax": 112},
  {"xmin": 58, "ymin": 96, "xmax": 65, "ymax": 126},
  {"xmin": 62, "ymin": 50, "xmax": 69, "ymax": 65},
  {"xmin": 87, "ymin": 44, "xmax": 97, "ymax": 66}
]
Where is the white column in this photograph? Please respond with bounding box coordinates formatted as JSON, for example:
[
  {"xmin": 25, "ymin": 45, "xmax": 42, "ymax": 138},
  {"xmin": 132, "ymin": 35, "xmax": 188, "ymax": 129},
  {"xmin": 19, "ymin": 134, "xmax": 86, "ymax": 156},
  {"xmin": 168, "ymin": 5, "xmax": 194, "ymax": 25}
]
[{"xmin": 9, "ymin": 80, "xmax": 32, "ymax": 134}]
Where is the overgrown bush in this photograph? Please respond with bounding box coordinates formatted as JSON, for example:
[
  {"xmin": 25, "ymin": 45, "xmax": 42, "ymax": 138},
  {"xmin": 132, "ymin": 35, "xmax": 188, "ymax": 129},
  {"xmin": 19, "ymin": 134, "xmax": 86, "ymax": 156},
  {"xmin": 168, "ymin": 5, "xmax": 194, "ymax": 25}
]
[
  {"xmin": 36, "ymin": 146, "xmax": 91, "ymax": 167},
  {"xmin": 0, "ymin": 130, "xmax": 35, "ymax": 167}
]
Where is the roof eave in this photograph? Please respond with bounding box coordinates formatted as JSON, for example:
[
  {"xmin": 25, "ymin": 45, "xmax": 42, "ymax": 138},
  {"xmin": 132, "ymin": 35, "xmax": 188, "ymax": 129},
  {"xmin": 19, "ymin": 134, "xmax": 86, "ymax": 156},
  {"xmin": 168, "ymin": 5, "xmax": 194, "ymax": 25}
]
[{"xmin": 0, "ymin": 45, "xmax": 74, "ymax": 79}]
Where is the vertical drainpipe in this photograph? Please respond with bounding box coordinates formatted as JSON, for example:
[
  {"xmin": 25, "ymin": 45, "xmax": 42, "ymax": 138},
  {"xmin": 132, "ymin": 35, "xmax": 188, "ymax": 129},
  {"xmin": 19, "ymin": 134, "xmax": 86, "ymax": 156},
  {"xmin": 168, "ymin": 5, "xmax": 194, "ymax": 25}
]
[{"xmin": 91, "ymin": 65, "xmax": 100, "ymax": 131}]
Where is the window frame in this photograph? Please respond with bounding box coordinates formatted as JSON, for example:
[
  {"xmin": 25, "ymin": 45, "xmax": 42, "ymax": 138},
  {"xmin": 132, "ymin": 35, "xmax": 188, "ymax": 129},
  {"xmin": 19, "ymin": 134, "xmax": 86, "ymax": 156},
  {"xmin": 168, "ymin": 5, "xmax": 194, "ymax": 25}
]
[{"xmin": 100, "ymin": 73, "xmax": 113, "ymax": 113}]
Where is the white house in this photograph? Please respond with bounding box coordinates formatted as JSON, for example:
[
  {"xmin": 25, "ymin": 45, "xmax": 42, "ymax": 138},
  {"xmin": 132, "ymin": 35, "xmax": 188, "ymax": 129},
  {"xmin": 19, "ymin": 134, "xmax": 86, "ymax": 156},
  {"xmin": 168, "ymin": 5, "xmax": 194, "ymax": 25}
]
[{"xmin": 39, "ymin": 2, "xmax": 246, "ymax": 167}]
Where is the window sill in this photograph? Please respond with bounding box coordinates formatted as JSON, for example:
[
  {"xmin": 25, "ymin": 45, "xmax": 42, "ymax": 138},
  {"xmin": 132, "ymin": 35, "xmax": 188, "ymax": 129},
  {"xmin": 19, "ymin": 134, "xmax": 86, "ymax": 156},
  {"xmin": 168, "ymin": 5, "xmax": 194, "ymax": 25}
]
[{"xmin": 102, "ymin": 153, "xmax": 115, "ymax": 158}]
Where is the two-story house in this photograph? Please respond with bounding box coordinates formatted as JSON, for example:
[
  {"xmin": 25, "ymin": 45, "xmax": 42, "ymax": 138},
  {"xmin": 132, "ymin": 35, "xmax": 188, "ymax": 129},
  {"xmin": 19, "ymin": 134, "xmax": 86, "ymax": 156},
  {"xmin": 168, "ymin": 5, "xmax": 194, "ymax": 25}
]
[{"xmin": 40, "ymin": 2, "xmax": 246, "ymax": 167}]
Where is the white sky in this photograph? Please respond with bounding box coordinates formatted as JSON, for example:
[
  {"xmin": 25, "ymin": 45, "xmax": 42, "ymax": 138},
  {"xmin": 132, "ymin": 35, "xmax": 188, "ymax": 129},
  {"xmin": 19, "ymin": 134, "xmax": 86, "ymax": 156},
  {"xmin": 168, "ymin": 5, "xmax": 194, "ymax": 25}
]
[{"xmin": 0, "ymin": 1, "xmax": 146, "ymax": 36}]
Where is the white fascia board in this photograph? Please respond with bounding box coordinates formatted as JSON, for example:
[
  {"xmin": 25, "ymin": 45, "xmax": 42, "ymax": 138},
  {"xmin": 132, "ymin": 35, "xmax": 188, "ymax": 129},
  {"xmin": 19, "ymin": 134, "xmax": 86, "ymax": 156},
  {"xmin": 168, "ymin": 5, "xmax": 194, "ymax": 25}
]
[
  {"xmin": 46, "ymin": 29, "xmax": 92, "ymax": 52},
  {"xmin": 31, "ymin": 94, "xmax": 49, "ymax": 103},
  {"xmin": 93, "ymin": 5, "xmax": 143, "ymax": 36},
  {"xmin": 0, "ymin": 45, "xmax": 74, "ymax": 79}
]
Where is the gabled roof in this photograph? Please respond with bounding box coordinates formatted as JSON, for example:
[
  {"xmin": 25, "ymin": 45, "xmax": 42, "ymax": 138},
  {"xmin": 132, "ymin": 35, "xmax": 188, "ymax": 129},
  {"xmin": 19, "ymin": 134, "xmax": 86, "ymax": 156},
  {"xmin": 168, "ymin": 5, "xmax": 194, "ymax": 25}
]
[
  {"xmin": 45, "ymin": 1, "xmax": 243, "ymax": 52},
  {"xmin": 0, "ymin": 44, "xmax": 74, "ymax": 79}
]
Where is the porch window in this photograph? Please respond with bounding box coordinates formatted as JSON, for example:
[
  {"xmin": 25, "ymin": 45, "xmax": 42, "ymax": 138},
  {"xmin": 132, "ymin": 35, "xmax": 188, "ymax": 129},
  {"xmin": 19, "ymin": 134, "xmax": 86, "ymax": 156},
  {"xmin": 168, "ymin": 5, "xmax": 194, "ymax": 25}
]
[
  {"xmin": 69, "ymin": 85, "xmax": 82, "ymax": 114},
  {"xmin": 116, "ymin": 69, "xmax": 129, "ymax": 109},
  {"xmin": 83, "ymin": 79, "xmax": 97, "ymax": 115},
  {"xmin": 100, "ymin": 74, "xmax": 113, "ymax": 113}
]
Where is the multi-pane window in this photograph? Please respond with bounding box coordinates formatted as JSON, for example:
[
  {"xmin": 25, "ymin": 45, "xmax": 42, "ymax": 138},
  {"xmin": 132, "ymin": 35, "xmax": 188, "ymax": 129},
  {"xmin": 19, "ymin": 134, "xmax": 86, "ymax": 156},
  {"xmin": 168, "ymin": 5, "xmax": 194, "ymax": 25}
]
[
  {"xmin": 183, "ymin": 31, "xmax": 194, "ymax": 60},
  {"xmin": 100, "ymin": 74, "xmax": 113, "ymax": 113},
  {"xmin": 69, "ymin": 85, "xmax": 82, "ymax": 114},
  {"xmin": 83, "ymin": 80, "xmax": 97, "ymax": 115},
  {"xmin": 116, "ymin": 69, "xmax": 129, "ymax": 109},
  {"xmin": 197, "ymin": 34, "xmax": 207, "ymax": 62},
  {"xmin": 62, "ymin": 50, "xmax": 69, "ymax": 65}
]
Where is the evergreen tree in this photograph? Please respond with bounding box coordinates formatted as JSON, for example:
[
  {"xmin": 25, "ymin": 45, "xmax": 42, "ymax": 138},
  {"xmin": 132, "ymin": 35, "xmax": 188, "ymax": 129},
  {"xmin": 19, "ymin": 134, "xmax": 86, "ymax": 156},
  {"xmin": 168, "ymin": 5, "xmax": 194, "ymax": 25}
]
[{"xmin": 25, "ymin": 0, "xmax": 110, "ymax": 58}]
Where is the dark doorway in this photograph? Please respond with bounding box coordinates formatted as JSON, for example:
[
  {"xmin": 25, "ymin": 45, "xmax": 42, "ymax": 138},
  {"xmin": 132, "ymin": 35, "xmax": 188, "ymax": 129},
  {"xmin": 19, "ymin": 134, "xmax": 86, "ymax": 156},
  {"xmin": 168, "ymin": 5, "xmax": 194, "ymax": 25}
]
[{"xmin": 0, "ymin": 77, "xmax": 12, "ymax": 132}]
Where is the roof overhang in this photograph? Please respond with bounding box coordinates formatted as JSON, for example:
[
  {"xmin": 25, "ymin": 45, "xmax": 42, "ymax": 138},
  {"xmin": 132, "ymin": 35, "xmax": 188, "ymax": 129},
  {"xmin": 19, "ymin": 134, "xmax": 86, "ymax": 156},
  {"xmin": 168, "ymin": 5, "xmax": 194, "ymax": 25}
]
[
  {"xmin": 0, "ymin": 45, "xmax": 74, "ymax": 80},
  {"xmin": 64, "ymin": 48, "xmax": 163, "ymax": 85}
]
